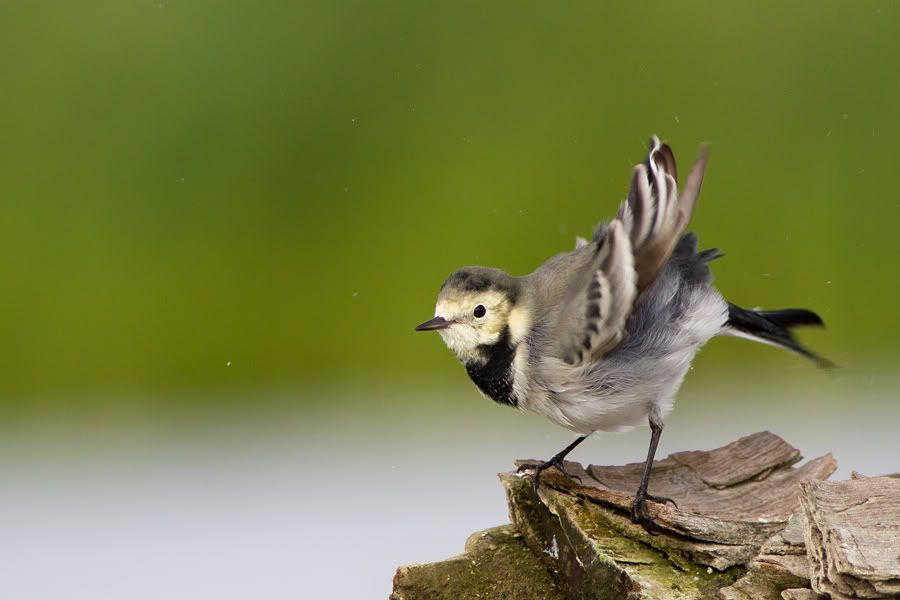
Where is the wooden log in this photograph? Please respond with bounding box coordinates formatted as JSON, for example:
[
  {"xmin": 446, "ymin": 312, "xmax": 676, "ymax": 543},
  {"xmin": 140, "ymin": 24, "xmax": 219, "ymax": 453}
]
[
  {"xmin": 504, "ymin": 432, "xmax": 835, "ymax": 599},
  {"xmin": 517, "ymin": 432, "xmax": 836, "ymax": 550},
  {"xmin": 501, "ymin": 472, "xmax": 743, "ymax": 599},
  {"xmin": 390, "ymin": 525, "xmax": 564, "ymax": 600},
  {"xmin": 389, "ymin": 432, "xmax": 900, "ymax": 600}
]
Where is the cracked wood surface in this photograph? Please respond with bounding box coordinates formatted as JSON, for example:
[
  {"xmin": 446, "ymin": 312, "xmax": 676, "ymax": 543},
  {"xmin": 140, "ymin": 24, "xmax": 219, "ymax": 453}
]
[
  {"xmin": 390, "ymin": 432, "xmax": 900, "ymax": 600},
  {"xmin": 799, "ymin": 476, "xmax": 900, "ymax": 599},
  {"xmin": 517, "ymin": 431, "xmax": 836, "ymax": 549},
  {"xmin": 504, "ymin": 432, "xmax": 836, "ymax": 599},
  {"xmin": 719, "ymin": 509, "xmax": 814, "ymax": 599},
  {"xmin": 501, "ymin": 472, "xmax": 742, "ymax": 599}
]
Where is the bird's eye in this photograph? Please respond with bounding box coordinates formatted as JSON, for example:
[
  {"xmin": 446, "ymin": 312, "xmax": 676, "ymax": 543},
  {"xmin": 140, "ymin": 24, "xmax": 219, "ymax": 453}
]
[{"xmin": 473, "ymin": 305, "xmax": 487, "ymax": 318}]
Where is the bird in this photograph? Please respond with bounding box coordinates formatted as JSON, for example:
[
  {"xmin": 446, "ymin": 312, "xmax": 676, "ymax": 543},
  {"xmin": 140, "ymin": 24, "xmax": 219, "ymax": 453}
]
[{"xmin": 414, "ymin": 136, "xmax": 830, "ymax": 532}]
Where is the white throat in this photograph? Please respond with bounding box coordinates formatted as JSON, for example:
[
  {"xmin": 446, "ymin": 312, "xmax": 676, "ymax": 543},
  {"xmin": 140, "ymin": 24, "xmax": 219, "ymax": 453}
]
[{"xmin": 438, "ymin": 324, "xmax": 497, "ymax": 363}]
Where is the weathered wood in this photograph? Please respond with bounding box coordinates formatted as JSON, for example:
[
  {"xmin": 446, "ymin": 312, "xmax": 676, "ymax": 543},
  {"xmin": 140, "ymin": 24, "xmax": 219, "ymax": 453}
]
[
  {"xmin": 390, "ymin": 432, "xmax": 899, "ymax": 600},
  {"xmin": 390, "ymin": 525, "xmax": 564, "ymax": 600},
  {"xmin": 799, "ymin": 477, "xmax": 900, "ymax": 599},
  {"xmin": 503, "ymin": 432, "xmax": 835, "ymax": 598},
  {"xmin": 665, "ymin": 431, "xmax": 801, "ymax": 489},
  {"xmin": 780, "ymin": 589, "xmax": 824, "ymax": 600},
  {"xmin": 518, "ymin": 431, "xmax": 836, "ymax": 549},
  {"xmin": 719, "ymin": 510, "xmax": 812, "ymax": 599},
  {"xmin": 501, "ymin": 472, "xmax": 743, "ymax": 600}
]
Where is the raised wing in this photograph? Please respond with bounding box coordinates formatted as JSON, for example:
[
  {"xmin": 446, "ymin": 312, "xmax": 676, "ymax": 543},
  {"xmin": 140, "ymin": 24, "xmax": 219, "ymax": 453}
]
[{"xmin": 557, "ymin": 136, "xmax": 710, "ymax": 366}]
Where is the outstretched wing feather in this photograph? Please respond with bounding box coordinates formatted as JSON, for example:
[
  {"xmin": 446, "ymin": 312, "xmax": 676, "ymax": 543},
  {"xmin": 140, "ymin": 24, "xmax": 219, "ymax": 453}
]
[
  {"xmin": 558, "ymin": 221, "xmax": 636, "ymax": 364},
  {"xmin": 556, "ymin": 136, "xmax": 710, "ymax": 365}
]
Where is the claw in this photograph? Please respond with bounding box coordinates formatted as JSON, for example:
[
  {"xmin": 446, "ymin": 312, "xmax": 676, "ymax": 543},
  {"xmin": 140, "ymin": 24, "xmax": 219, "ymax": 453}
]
[
  {"xmin": 630, "ymin": 493, "xmax": 671, "ymax": 536},
  {"xmin": 516, "ymin": 462, "xmax": 540, "ymax": 474},
  {"xmin": 520, "ymin": 435, "xmax": 590, "ymax": 498},
  {"xmin": 523, "ymin": 457, "xmax": 581, "ymax": 496},
  {"xmin": 645, "ymin": 493, "xmax": 678, "ymax": 509}
]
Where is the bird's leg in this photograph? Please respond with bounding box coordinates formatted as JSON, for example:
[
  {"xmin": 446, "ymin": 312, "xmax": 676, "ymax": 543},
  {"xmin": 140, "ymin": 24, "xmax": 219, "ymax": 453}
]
[
  {"xmin": 517, "ymin": 435, "xmax": 588, "ymax": 495},
  {"xmin": 630, "ymin": 417, "xmax": 677, "ymax": 534}
]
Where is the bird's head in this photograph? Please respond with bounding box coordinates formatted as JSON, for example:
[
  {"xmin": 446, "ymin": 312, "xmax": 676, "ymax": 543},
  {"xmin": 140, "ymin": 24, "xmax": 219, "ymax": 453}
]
[{"xmin": 415, "ymin": 266, "xmax": 526, "ymax": 364}]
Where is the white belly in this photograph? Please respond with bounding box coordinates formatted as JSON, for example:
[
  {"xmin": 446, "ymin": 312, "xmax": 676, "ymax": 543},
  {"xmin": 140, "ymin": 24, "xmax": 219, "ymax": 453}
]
[
  {"xmin": 519, "ymin": 286, "xmax": 726, "ymax": 434},
  {"xmin": 521, "ymin": 354, "xmax": 692, "ymax": 434}
]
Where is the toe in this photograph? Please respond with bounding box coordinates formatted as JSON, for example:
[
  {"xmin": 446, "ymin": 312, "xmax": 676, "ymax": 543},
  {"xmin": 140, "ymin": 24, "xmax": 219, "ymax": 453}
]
[
  {"xmin": 646, "ymin": 494, "xmax": 678, "ymax": 509},
  {"xmin": 630, "ymin": 498, "xmax": 664, "ymax": 536},
  {"xmin": 629, "ymin": 500, "xmax": 646, "ymax": 524}
]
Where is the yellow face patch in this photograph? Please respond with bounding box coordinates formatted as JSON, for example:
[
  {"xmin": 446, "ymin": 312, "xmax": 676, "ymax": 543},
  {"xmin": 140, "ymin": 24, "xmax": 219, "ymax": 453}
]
[
  {"xmin": 433, "ymin": 289, "xmax": 514, "ymax": 361},
  {"xmin": 435, "ymin": 289, "xmax": 509, "ymax": 330}
]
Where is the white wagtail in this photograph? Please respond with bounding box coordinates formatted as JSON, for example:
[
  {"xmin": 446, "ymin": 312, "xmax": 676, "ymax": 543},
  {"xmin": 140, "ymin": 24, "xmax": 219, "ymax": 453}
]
[{"xmin": 415, "ymin": 136, "xmax": 830, "ymax": 531}]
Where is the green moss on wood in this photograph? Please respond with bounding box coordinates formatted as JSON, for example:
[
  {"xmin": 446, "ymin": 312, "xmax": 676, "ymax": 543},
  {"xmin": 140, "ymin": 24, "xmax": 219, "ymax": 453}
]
[
  {"xmin": 500, "ymin": 473, "xmax": 745, "ymax": 599},
  {"xmin": 390, "ymin": 525, "xmax": 564, "ymax": 600}
]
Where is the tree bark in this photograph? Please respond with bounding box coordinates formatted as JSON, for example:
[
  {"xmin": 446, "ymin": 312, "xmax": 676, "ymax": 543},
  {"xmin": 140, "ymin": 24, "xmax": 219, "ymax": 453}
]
[{"xmin": 391, "ymin": 432, "xmax": 900, "ymax": 600}]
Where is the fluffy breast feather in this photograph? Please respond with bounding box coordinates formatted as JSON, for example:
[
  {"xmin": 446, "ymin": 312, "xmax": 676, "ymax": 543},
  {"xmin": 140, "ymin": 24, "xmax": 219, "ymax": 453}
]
[{"xmin": 519, "ymin": 248, "xmax": 727, "ymax": 434}]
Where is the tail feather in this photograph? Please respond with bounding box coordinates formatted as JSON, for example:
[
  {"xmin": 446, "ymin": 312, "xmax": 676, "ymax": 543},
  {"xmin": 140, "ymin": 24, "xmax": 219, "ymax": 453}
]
[
  {"xmin": 756, "ymin": 308, "xmax": 823, "ymax": 328},
  {"xmin": 697, "ymin": 247, "xmax": 724, "ymax": 263},
  {"xmin": 724, "ymin": 303, "xmax": 834, "ymax": 368}
]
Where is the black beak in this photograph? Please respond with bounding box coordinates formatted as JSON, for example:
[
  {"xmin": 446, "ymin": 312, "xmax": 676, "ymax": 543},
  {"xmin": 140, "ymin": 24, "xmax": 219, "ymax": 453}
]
[{"xmin": 415, "ymin": 316, "xmax": 453, "ymax": 331}]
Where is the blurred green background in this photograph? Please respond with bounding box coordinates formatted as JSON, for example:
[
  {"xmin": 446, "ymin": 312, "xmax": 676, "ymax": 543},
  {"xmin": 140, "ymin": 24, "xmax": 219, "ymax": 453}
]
[{"xmin": 1, "ymin": 1, "xmax": 898, "ymax": 416}]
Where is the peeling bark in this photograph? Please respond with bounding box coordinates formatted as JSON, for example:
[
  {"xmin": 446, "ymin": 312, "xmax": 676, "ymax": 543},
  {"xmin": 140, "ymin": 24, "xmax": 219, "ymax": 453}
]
[
  {"xmin": 391, "ymin": 432, "xmax": 900, "ymax": 600},
  {"xmin": 799, "ymin": 477, "xmax": 900, "ymax": 599}
]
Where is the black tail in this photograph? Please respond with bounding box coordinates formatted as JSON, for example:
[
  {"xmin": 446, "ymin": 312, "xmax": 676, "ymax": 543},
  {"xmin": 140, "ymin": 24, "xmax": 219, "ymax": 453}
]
[{"xmin": 726, "ymin": 303, "xmax": 834, "ymax": 368}]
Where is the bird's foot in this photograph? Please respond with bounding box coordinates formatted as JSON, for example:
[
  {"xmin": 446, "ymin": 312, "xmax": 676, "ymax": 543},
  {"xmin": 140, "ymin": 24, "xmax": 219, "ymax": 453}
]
[
  {"xmin": 630, "ymin": 492, "xmax": 675, "ymax": 535},
  {"xmin": 517, "ymin": 456, "xmax": 583, "ymax": 496}
]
